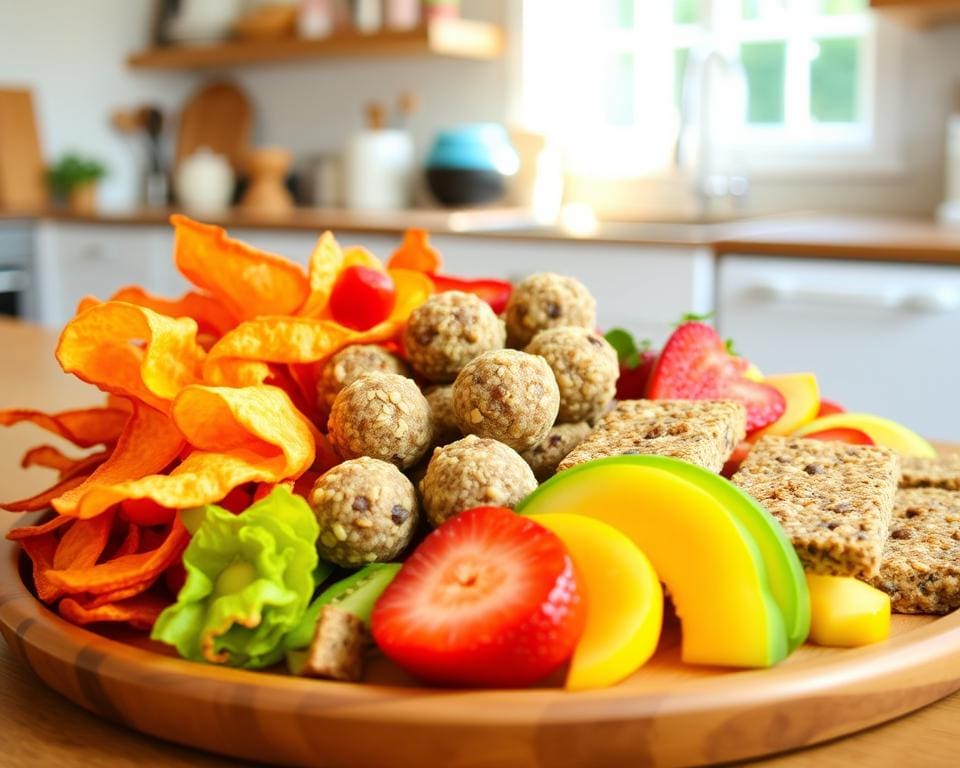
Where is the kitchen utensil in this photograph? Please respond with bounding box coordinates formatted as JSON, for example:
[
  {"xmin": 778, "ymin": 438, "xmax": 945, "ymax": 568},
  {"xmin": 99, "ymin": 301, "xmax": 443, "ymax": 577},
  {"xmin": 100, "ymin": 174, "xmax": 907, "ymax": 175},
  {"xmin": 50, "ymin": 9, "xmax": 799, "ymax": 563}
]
[
  {"xmin": 4, "ymin": 522, "xmax": 960, "ymax": 768},
  {"xmin": 302, "ymin": 154, "xmax": 342, "ymax": 206},
  {"xmin": 232, "ymin": 4, "xmax": 297, "ymax": 40},
  {"xmin": 0, "ymin": 89, "xmax": 47, "ymax": 210},
  {"xmin": 425, "ymin": 123, "xmax": 518, "ymax": 207},
  {"xmin": 344, "ymin": 126, "xmax": 414, "ymax": 210},
  {"xmin": 164, "ymin": 0, "xmax": 242, "ymax": 43},
  {"xmin": 174, "ymin": 148, "xmax": 235, "ymax": 216},
  {"xmin": 175, "ymin": 81, "xmax": 252, "ymax": 173},
  {"xmin": 508, "ymin": 128, "xmax": 563, "ymax": 223},
  {"xmin": 239, "ymin": 147, "xmax": 295, "ymax": 215}
]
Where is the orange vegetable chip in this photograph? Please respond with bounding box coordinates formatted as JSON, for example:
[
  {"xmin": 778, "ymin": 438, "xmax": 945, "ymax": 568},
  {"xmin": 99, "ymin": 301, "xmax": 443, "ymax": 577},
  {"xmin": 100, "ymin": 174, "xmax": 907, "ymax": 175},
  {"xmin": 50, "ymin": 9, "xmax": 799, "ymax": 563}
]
[
  {"xmin": 2, "ymin": 450, "xmax": 108, "ymax": 512},
  {"xmin": 100, "ymin": 286, "xmax": 238, "ymax": 338},
  {"xmin": 120, "ymin": 497, "xmax": 176, "ymax": 526},
  {"xmin": 44, "ymin": 517, "xmax": 188, "ymax": 595},
  {"xmin": 6, "ymin": 514, "xmax": 72, "ymax": 541},
  {"xmin": 20, "ymin": 445, "xmax": 81, "ymax": 473},
  {"xmin": 59, "ymin": 591, "xmax": 171, "ymax": 630},
  {"xmin": 20, "ymin": 530, "xmax": 63, "ymax": 602},
  {"xmin": 0, "ymin": 407, "xmax": 130, "ymax": 447},
  {"xmin": 172, "ymin": 214, "xmax": 309, "ymax": 321},
  {"xmin": 110, "ymin": 521, "xmax": 142, "ymax": 559},
  {"xmin": 57, "ymin": 302, "xmax": 205, "ymax": 413},
  {"xmin": 298, "ymin": 231, "xmax": 345, "ymax": 319},
  {"xmin": 53, "ymin": 509, "xmax": 115, "ymax": 570},
  {"xmin": 387, "ymin": 228, "xmax": 442, "ymax": 273}
]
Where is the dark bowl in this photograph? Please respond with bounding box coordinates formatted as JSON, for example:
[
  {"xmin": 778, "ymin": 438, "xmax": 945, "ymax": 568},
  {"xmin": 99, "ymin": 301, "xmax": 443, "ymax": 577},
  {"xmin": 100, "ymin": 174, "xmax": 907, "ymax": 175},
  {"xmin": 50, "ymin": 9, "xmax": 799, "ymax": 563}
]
[{"xmin": 426, "ymin": 167, "xmax": 506, "ymax": 207}]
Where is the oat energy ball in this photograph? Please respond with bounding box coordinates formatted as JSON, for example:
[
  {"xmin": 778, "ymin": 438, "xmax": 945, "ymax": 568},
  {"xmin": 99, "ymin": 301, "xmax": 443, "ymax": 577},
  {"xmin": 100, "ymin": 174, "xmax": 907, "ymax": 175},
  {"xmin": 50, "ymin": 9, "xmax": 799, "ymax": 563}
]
[
  {"xmin": 328, "ymin": 371, "xmax": 432, "ymax": 470},
  {"xmin": 309, "ymin": 457, "xmax": 419, "ymax": 567},
  {"xmin": 504, "ymin": 273, "xmax": 597, "ymax": 348},
  {"xmin": 425, "ymin": 385, "xmax": 461, "ymax": 446},
  {"xmin": 521, "ymin": 422, "xmax": 593, "ymax": 482},
  {"xmin": 317, "ymin": 344, "xmax": 410, "ymax": 415},
  {"xmin": 420, "ymin": 435, "xmax": 537, "ymax": 527},
  {"xmin": 403, "ymin": 291, "xmax": 505, "ymax": 383},
  {"xmin": 525, "ymin": 326, "xmax": 619, "ymax": 423},
  {"xmin": 452, "ymin": 349, "xmax": 560, "ymax": 452}
]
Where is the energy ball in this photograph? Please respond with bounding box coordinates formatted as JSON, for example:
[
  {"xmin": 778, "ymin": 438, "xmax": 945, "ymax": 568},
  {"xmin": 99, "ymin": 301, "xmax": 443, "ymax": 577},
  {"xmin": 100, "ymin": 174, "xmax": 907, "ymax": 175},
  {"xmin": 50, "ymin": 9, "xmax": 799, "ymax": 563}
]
[
  {"xmin": 525, "ymin": 326, "xmax": 619, "ymax": 423},
  {"xmin": 317, "ymin": 344, "xmax": 409, "ymax": 415},
  {"xmin": 452, "ymin": 349, "xmax": 560, "ymax": 452},
  {"xmin": 420, "ymin": 435, "xmax": 537, "ymax": 527},
  {"xmin": 424, "ymin": 385, "xmax": 461, "ymax": 446},
  {"xmin": 504, "ymin": 273, "xmax": 597, "ymax": 348},
  {"xmin": 328, "ymin": 371, "xmax": 432, "ymax": 470},
  {"xmin": 309, "ymin": 457, "xmax": 419, "ymax": 567},
  {"xmin": 403, "ymin": 291, "xmax": 505, "ymax": 383},
  {"xmin": 520, "ymin": 422, "xmax": 593, "ymax": 482}
]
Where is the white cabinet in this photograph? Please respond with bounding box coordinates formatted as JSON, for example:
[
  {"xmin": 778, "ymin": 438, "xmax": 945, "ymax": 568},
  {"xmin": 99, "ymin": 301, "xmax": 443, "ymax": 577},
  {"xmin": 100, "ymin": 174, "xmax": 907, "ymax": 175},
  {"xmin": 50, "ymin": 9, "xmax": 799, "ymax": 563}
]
[
  {"xmin": 432, "ymin": 236, "xmax": 715, "ymax": 345},
  {"xmin": 717, "ymin": 255, "xmax": 960, "ymax": 440}
]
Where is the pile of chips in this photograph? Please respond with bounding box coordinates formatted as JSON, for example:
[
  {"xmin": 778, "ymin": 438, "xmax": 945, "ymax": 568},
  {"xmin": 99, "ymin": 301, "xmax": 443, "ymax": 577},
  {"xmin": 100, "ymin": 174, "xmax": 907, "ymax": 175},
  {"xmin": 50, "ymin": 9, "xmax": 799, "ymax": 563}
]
[{"xmin": 0, "ymin": 215, "xmax": 488, "ymax": 629}]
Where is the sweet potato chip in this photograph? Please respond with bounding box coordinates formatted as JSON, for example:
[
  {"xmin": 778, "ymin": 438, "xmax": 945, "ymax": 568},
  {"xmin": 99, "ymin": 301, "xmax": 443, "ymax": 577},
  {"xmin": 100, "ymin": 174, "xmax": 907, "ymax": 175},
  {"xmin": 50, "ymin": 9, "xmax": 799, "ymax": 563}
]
[
  {"xmin": 6, "ymin": 514, "xmax": 72, "ymax": 541},
  {"xmin": 111, "ymin": 521, "xmax": 142, "ymax": 559},
  {"xmin": 387, "ymin": 228, "xmax": 442, "ymax": 273},
  {"xmin": 20, "ymin": 530, "xmax": 63, "ymax": 602},
  {"xmin": 2, "ymin": 455, "xmax": 106, "ymax": 512},
  {"xmin": 172, "ymin": 215, "xmax": 309, "ymax": 321},
  {"xmin": 59, "ymin": 591, "xmax": 171, "ymax": 630},
  {"xmin": 298, "ymin": 231, "xmax": 345, "ymax": 319},
  {"xmin": 94, "ymin": 286, "xmax": 238, "ymax": 338},
  {"xmin": 44, "ymin": 517, "xmax": 188, "ymax": 595},
  {"xmin": 53, "ymin": 509, "xmax": 115, "ymax": 569},
  {"xmin": 57, "ymin": 302, "xmax": 205, "ymax": 413},
  {"xmin": 0, "ymin": 407, "xmax": 129, "ymax": 447},
  {"xmin": 20, "ymin": 445, "xmax": 80, "ymax": 473}
]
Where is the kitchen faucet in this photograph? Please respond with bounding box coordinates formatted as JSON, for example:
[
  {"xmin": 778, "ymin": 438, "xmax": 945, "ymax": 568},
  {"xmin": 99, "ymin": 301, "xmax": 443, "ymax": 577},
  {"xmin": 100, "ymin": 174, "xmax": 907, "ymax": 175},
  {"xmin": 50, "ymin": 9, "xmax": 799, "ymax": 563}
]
[{"xmin": 675, "ymin": 45, "xmax": 750, "ymax": 218}]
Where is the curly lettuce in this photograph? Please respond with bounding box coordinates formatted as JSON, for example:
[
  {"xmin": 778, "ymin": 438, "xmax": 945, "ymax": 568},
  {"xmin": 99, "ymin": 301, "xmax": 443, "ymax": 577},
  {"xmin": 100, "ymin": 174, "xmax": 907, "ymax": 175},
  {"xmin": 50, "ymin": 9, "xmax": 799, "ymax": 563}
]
[{"xmin": 151, "ymin": 486, "xmax": 320, "ymax": 668}]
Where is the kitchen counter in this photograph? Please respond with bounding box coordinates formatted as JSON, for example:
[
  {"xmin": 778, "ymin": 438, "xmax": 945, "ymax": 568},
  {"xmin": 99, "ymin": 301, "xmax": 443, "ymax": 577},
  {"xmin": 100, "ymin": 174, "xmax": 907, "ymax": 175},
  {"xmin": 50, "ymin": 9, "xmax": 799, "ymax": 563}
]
[
  {"xmin": 4, "ymin": 207, "xmax": 960, "ymax": 264},
  {"xmin": 2, "ymin": 315, "xmax": 960, "ymax": 767}
]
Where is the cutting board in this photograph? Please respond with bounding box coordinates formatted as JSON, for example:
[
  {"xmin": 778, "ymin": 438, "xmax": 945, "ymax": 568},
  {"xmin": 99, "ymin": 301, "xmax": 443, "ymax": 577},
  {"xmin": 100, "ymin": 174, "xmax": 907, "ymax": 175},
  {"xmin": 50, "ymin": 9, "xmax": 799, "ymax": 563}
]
[
  {"xmin": 175, "ymin": 81, "xmax": 252, "ymax": 171},
  {"xmin": 3, "ymin": 511, "xmax": 960, "ymax": 768},
  {"xmin": 0, "ymin": 89, "xmax": 47, "ymax": 210}
]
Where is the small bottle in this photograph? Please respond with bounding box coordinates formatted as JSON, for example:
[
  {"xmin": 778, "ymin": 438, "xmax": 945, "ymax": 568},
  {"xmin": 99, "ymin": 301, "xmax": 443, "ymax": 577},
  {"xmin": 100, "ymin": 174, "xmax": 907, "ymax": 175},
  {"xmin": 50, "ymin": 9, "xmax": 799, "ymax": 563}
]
[{"xmin": 938, "ymin": 85, "xmax": 960, "ymax": 227}]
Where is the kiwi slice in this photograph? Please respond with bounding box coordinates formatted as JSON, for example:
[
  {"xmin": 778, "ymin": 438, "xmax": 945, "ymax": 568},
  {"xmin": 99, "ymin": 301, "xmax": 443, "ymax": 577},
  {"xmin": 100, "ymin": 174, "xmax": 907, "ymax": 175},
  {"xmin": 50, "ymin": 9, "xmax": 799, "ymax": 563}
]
[{"xmin": 284, "ymin": 562, "xmax": 402, "ymax": 651}]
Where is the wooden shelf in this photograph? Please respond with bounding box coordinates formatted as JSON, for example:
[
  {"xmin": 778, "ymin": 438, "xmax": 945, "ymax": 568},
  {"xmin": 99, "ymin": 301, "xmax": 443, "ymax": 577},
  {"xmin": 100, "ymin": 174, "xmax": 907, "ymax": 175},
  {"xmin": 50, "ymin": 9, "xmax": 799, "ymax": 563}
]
[
  {"xmin": 127, "ymin": 19, "xmax": 503, "ymax": 70},
  {"xmin": 870, "ymin": 0, "xmax": 960, "ymax": 29}
]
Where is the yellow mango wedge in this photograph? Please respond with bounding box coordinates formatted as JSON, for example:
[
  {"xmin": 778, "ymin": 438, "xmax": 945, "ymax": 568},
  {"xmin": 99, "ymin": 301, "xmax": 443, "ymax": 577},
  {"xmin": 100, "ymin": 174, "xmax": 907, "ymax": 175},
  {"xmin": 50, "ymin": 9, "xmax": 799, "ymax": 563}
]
[
  {"xmin": 754, "ymin": 373, "xmax": 820, "ymax": 437},
  {"xmin": 806, "ymin": 573, "xmax": 890, "ymax": 647},
  {"xmin": 795, "ymin": 413, "xmax": 936, "ymax": 458},
  {"xmin": 534, "ymin": 513, "xmax": 663, "ymax": 691}
]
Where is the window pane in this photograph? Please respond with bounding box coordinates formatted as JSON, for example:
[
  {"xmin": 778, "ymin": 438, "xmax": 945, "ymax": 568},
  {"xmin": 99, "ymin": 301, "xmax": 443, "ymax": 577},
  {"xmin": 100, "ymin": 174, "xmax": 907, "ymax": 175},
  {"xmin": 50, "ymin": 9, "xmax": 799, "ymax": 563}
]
[
  {"xmin": 605, "ymin": 51, "xmax": 635, "ymax": 126},
  {"xmin": 608, "ymin": 0, "xmax": 634, "ymax": 28},
  {"xmin": 811, "ymin": 37, "xmax": 860, "ymax": 122},
  {"xmin": 674, "ymin": 0, "xmax": 698, "ymax": 24},
  {"xmin": 741, "ymin": 42, "xmax": 786, "ymax": 124},
  {"xmin": 674, "ymin": 47, "xmax": 690, "ymax": 110},
  {"xmin": 820, "ymin": 0, "xmax": 867, "ymax": 15}
]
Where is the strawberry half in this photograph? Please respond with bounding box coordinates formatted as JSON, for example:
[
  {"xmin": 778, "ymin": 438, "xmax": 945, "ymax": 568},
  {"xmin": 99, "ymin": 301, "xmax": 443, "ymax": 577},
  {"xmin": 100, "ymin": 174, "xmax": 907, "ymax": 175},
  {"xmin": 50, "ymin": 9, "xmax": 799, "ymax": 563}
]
[
  {"xmin": 370, "ymin": 506, "xmax": 585, "ymax": 688},
  {"xmin": 646, "ymin": 322, "xmax": 786, "ymax": 432}
]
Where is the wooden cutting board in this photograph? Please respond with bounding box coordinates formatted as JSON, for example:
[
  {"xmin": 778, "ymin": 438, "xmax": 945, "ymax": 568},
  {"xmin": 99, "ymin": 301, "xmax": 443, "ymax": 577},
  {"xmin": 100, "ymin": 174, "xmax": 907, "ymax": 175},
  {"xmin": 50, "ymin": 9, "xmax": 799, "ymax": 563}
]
[
  {"xmin": 174, "ymin": 81, "xmax": 252, "ymax": 171},
  {"xmin": 0, "ymin": 89, "xmax": 47, "ymax": 210},
  {"xmin": 3, "ymin": 514, "xmax": 960, "ymax": 768}
]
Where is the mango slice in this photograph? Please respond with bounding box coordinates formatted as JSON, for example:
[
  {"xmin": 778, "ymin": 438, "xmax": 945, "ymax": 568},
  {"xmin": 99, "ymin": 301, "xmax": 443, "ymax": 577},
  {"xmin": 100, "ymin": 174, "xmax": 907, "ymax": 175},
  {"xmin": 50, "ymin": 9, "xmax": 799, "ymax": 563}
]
[
  {"xmin": 806, "ymin": 574, "xmax": 891, "ymax": 647},
  {"xmin": 795, "ymin": 413, "xmax": 936, "ymax": 458},
  {"xmin": 518, "ymin": 458, "xmax": 790, "ymax": 668},
  {"xmin": 534, "ymin": 513, "xmax": 663, "ymax": 691},
  {"xmin": 754, "ymin": 373, "xmax": 820, "ymax": 438}
]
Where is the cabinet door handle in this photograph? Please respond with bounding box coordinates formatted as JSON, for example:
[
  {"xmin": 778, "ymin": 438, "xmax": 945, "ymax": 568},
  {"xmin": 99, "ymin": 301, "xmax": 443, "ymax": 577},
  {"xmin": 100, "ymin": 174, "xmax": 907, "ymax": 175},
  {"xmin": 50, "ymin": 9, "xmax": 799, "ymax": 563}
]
[{"xmin": 748, "ymin": 283, "xmax": 960, "ymax": 314}]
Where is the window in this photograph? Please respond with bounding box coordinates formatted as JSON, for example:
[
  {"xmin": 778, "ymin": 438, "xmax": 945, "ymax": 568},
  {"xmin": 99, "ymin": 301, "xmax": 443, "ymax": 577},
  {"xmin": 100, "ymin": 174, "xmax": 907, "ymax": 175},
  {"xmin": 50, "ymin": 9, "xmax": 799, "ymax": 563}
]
[{"xmin": 517, "ymin": 0, "xmax": 898, "ymax": 180}]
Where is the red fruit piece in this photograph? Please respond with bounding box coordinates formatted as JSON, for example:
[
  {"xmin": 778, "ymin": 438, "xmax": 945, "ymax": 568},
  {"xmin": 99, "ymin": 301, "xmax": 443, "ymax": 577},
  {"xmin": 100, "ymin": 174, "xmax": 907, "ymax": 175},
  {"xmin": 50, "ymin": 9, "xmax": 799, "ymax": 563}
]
[
  {"xmin": 721, "ymin": 439, "xmax": 754, "ymax": 479},
  {"xmin": 120, "ymin": 498, "xmax": 175, "ymax": 526},
  {"xmin": 604, "ymin": 328, "xmax": 658, "ymax": 400},
  {"xmin": 817, "ymin": 399, "xmax": 846, "ymax": 417},
  {"xmin": 371, "ymin": 506, "xmax": 585, "ymax": 688},
  {"xmin": 430, "ymin": 274, "xmax": 513, "ymax": 315},
  {"xmin": 329, "ymin": 265, "xmax": 397, "ymax": 331},
  {"xmin": 804, "ymin": 428, "xmax": 875, "ymax": 446},
  {"xmin": 646, "ymin": 322, "xmax": 785, "ymax": 432}
]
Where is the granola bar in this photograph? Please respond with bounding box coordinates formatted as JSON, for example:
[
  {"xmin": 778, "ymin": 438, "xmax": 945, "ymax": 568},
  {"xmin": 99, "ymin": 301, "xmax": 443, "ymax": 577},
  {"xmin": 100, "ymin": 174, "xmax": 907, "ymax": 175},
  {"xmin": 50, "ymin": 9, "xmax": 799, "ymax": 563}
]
[
  {"xmin": 732, "ymin": 436, "xmax": 900, "ymax": 579},
  {"xmin": 900, "ymin": 455, "xmax": 960, "ymax": 492}
]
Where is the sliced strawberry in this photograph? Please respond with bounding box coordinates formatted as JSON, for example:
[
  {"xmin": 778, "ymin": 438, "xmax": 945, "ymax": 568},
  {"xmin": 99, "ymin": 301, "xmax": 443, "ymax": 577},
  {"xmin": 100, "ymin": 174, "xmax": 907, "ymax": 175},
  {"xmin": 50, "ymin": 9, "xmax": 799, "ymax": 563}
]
[
  {"xmin": 370, "ymin": 506, "xmax": 585, "ymax": 688},
  {"xmin": 721, "ymin": 439, "xmax": 755, "ymax": 478},
  {"xmin": 817, "ymin": 399, "xmax": 846, "ymax": 417},
  {"xmin": 804, "ymin": 427, "xmax": 875, "ymax": 446},
  {"xmin": 646, "ymin": 322, "xmax": 785, "ymax": 432}
]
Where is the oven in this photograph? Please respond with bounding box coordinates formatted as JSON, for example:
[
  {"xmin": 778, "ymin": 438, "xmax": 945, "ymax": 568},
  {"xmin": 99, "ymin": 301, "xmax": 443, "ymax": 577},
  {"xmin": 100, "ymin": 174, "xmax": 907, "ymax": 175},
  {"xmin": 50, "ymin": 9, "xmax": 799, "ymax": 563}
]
[{"xmin": 0, "ymin": 224, "xmax": 33, "ymax": 319}]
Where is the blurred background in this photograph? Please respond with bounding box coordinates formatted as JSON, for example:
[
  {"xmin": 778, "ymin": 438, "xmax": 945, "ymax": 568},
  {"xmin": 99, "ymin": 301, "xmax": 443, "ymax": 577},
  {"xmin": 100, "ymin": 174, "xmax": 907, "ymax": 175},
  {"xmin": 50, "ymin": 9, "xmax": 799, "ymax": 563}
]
[{"xmin": 1, "ymin": 0, "xmax": 959, "ymax": 437}]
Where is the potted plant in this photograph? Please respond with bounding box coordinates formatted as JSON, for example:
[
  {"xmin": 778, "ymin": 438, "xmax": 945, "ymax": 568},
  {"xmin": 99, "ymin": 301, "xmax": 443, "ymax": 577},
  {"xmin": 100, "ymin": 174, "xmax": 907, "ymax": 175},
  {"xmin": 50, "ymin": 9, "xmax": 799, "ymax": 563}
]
[{"xmin": 47, "ymin": 154, "xmax": 107, "ymax": 214}]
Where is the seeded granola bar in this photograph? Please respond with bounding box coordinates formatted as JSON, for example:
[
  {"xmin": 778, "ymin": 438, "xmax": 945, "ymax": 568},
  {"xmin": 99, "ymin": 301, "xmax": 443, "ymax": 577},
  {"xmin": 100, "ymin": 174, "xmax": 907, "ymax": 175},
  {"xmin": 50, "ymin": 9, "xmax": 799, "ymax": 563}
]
[
  {"xmin": 556, "ymin": 399, "xmax": 746, "ymax": 474},
  {"xmin": 870, "ymin": 488, "xmax": 960, "ymax": 614},
  {"xmin": 732, "ymin": 436, "xmax": 900, "ymax": 579},
  {"xmin": 900, "ymin": 455, "xmax": 960, "ymax": 492}
]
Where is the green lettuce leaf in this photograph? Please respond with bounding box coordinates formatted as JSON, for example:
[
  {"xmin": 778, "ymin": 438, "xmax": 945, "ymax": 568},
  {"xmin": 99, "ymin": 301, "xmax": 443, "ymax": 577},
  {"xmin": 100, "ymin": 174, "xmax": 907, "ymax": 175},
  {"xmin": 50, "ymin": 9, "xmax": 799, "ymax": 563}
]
[{"xmin": 151, "ymin": 486, "xmax": 320, "ymax": 669}]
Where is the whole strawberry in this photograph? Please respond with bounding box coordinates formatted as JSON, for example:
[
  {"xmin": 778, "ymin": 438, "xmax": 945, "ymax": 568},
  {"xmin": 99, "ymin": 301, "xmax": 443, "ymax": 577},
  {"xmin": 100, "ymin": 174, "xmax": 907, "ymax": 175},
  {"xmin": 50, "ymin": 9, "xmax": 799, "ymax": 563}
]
[{"xmin": 604, "ymin": 328, "xmax": 657, "ymax": 400}]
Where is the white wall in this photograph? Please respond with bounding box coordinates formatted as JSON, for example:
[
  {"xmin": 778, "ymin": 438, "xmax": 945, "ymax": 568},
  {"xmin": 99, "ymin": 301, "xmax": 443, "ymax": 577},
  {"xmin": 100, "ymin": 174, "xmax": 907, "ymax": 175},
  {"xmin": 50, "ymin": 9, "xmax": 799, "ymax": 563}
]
[{"xmin": 0, "ymin": 0, "xmax": 508, "ymax": 211}]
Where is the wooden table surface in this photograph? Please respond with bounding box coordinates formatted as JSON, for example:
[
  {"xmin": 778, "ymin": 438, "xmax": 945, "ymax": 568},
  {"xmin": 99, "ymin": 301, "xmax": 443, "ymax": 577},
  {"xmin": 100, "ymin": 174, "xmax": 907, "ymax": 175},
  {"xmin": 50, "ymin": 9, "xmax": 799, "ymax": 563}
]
[{"xmin": 1, "ymin": 316, "xmax": 959, "ymax": 768}]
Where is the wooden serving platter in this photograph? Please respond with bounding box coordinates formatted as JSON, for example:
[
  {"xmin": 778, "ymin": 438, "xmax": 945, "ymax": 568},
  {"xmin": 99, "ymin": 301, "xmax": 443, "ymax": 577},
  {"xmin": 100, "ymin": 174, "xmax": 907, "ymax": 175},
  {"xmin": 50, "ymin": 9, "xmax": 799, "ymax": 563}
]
[{"xmin": 2, "ymin": 519, "xmax": 960, "ymax": 768}]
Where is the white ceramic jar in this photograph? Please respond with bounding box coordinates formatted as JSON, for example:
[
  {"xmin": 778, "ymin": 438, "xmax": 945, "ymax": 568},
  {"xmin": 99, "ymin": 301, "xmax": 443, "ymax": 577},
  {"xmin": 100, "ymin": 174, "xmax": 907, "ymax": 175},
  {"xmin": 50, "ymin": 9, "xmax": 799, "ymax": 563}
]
[{"xmin": 174, "ymin": 148, "xmax": 235, "ymax": 216}]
